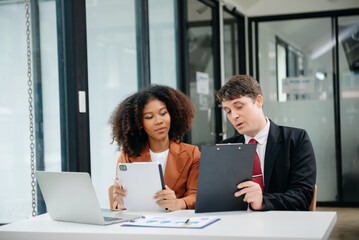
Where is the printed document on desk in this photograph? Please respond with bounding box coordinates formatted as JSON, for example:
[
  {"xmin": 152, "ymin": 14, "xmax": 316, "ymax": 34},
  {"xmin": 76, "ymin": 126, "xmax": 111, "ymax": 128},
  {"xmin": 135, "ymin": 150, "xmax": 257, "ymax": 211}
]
[{"xmin": 122, "ymin": 216, "xmax": 220, "ymax": 229}]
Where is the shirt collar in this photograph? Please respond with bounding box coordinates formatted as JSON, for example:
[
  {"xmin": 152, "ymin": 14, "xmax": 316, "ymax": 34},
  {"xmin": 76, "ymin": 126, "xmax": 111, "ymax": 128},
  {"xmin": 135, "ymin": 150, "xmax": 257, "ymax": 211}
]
[{"xmin": 244, "ymin": 117, "xmax": 270, "ymax": 145}]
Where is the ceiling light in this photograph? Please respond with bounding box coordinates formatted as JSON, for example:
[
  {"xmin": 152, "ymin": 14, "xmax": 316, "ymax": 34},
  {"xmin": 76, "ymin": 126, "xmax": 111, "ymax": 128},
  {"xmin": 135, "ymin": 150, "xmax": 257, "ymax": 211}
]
[{"xmin": 315, "ymin": 72, "xmax": 326, "ymax": 80}]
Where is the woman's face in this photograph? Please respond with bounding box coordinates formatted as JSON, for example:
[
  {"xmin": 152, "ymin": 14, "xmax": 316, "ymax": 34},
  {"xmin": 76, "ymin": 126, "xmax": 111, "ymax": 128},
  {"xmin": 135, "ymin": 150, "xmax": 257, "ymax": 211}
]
[{"xmin": 142, "ymin": 98, "xmax": 171, "ymax": 143}]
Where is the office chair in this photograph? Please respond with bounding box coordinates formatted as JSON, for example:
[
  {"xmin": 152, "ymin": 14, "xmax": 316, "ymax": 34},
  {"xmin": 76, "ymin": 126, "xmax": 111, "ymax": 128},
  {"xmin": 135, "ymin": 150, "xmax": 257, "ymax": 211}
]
[
  {"xmin": 108, "ymin": 185, "xmax": 115, "ymax": 209},
  {"xmin": 309, "ymin": 185, "xmax": 317, "ymax": 211}
]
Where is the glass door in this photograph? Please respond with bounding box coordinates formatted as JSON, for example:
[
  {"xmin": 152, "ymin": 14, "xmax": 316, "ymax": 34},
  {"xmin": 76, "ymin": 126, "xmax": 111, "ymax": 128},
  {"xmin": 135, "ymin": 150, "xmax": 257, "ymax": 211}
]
[
  {"xmin": 223, "ymin": 9, "xmax": 241, "ymax": 139},
  {"xmin": 257, "ymin": 18, "xmax": 337, "ymax": 201},
  {"xmin": 338, "ymin": 15, "xmax": 359, "ymax": 202},
  {"xmin": 187, "ymin": 0, "xmax": 219, "ymax": 146},
  {"xmin": 185, "ymin": 1, "xmax": 246, "ymax": 146}
]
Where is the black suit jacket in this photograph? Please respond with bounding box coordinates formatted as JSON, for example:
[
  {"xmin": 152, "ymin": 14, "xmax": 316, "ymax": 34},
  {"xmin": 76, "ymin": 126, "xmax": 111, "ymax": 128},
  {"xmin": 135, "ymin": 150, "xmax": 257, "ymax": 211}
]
[{"xmin": 222, "ymin": 120, "xmax": 316, "ymax": 210}]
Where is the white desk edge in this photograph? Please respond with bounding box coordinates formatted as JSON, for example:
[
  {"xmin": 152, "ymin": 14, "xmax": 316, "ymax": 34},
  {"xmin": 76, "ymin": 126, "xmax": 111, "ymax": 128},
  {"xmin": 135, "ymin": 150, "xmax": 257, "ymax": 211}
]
[{"xmin": 0, "ymin": 210, "xmax": 337, "ymax": 240}]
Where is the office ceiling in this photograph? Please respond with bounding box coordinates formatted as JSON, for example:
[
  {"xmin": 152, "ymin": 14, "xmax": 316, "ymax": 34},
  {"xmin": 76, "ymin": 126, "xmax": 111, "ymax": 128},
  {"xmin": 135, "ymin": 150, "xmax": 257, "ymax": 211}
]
[{"xmin": 225, "ymin": 0, "xmax": 359, "ymax": 17}]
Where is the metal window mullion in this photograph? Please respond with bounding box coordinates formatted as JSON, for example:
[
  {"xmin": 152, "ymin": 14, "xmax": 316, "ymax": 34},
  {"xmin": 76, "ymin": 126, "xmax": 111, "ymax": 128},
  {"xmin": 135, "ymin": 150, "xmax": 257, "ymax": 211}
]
[
  {"xmin": 176, "ymin": 0, "xmax": 189, "ymax": 94},
  {"xmin": 212, "ymin": 1, "xmax": 222, "ymax": 143},
  {"xmin": 254, "ymin": 21, "xmax": 259, "ymax": 82},
  {"xmin": 30, "ymin": 0, "xmax": 46, "ymax": 215},
  {"xmin": 219, "ymin": 1, "xmax": 228, "ymax": 140},
  {"xmin": 135, "ymin": 0, "xmax": 151, "ymax": 89},
  {"xmin": 248, "ymin": 18, "xmax": 253, "ymax": 76},
  {"xmin": 332, "ymin": 16, "xmax": 343, "ymax": 202},
  {"xmin": 56, "ymin": 0, "xmax": 91, "ymax": 174}
]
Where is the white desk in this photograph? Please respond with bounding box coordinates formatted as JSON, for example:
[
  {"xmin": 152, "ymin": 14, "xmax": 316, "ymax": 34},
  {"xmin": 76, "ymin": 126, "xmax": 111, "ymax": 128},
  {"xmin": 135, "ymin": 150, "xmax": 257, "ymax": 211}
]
[{"xmin": 0, "ymin": 210, "xmax": 336, "ymax": 240}]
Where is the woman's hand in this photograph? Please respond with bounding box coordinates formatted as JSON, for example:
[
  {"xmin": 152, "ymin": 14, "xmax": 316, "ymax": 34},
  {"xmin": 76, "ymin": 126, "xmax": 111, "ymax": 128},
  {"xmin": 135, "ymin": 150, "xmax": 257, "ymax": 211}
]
[
  {"xmin": 112, "ymin": 176, "xmax": 127, "ymax": 210},
  {"xmin": 153, "ymin": 185, "xmax": 186, "ymax": 211}
]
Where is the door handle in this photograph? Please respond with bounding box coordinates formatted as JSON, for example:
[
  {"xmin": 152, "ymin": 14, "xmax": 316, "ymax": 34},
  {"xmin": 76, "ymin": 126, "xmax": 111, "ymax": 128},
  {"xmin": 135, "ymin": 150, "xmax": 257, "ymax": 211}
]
[
  {"xmin": 208, "ymin": 105, "xmax": 216, "ymax": 136},
  {"xmin": 208, "ymin": 104, "xmax": 227, "ymax": 137}
]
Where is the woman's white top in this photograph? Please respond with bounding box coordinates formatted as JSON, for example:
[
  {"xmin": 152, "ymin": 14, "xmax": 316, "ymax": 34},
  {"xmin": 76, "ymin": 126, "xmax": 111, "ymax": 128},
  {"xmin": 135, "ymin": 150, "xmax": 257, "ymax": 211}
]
[{"xmin": 149, "ymin": 148, "xmax": 169, "ymax": 174}]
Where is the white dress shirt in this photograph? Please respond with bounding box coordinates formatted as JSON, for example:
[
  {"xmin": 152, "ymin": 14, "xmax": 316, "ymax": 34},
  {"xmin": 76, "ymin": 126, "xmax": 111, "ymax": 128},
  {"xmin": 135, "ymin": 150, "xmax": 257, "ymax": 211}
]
[{"xmin": 244, "ymin": 117, "xmax": 270, "ymax": 182}]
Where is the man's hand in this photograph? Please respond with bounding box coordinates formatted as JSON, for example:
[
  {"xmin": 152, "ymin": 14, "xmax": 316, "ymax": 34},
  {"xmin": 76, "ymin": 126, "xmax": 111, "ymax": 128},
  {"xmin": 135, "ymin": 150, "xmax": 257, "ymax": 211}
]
[
  {"xmin": 235, "ymin": 181, "xmax": 265, "ymax": 210},
  {"xmin": 153, "ymin": 185, "xmax": 186, "ymax": 211}
]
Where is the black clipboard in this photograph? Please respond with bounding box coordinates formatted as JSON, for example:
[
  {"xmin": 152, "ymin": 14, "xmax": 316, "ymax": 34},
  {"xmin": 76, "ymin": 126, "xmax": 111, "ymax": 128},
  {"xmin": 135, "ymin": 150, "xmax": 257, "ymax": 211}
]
[{"xmin": 195, "ymin": 143, "xmax": 256, "ymax": 213}]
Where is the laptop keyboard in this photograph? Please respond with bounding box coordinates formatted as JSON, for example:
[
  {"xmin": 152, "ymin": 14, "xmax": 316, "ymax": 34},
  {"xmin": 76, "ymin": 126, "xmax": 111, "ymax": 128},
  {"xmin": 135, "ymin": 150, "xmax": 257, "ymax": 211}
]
[
  {"xmin": 101, "ymin": 208, "xmax": 142, "ymax": 224},
  {"xmin": 104, "ymin": 216, "xmax": 123, "ymax": 222}
]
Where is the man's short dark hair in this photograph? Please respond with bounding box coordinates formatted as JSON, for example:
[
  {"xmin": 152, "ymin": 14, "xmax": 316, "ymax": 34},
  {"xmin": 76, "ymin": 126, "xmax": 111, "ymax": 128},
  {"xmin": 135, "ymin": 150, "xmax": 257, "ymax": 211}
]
[{"xmin": 216, "ymin": 75, "xmax": 262, "ymax": 103}]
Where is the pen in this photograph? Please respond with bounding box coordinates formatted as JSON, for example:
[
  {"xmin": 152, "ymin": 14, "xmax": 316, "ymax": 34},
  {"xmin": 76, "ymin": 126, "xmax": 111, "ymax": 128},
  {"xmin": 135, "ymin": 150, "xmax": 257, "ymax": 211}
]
[{"xmin": 184, "ymin": 218, "xmax": 190, "ymax": 227}]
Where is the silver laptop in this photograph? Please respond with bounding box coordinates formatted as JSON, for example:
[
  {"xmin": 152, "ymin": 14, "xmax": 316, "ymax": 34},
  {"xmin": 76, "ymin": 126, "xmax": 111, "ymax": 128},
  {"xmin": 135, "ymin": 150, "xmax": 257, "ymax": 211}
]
[{"xmin": 35, "ymin": 171, "xmax": 141, "ymax": 225}]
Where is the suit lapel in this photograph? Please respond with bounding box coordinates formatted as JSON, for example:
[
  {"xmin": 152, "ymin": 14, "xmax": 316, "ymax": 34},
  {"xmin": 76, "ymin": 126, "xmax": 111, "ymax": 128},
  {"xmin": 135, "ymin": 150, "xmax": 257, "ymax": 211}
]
[
  {"xmin": 225, "ymin": 123, "xmax": 281, "ymax": 192},
  {"xmin": 163, "ymin": 141, "xmax": 187, "ymax": 190},
  {"xmin": 237, "ymin": 134, "xmax": 245, "ymax": 144},
  {"xmin": 263, "ymin": 120, "xmax": 282, "ymax": 191},
  {"xmin": 129, "ymin": 145, "xmax": 152, "ymax": 163}
]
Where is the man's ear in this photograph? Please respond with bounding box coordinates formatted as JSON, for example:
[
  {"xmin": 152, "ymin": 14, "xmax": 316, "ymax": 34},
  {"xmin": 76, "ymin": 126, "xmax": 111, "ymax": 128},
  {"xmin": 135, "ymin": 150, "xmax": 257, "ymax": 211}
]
[{"xmin": 255, "ymin": 95, "xmax": 263, "ymax": 108}]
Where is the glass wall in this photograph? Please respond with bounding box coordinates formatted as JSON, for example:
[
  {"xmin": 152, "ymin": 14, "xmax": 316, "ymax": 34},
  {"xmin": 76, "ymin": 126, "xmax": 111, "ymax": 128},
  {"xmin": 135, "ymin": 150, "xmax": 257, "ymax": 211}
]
[
  {"xmin": 338, "ymin": 15, "xmax": 359, "ymax": 202},
  {"xmin": 86, "ymin": 0, "xmax": 179, "ymax": 208},
  {"xmin": 148, "ymin": 0, "xmax": 177, "ymax": 88},
  {"xmin": 258, "ymin": 18, "xmax": 338, "ymax": 201},
  {"xmin": 39, "ymin": 0, "xmax": 61, "ymax": 173},
  {"xmin": 187, "ymin": 0, "xmax": 216, "ymax": 146},
  {"xmin": 0, "ymin": 0, "xmax": 60, "ymax": 223},
  {"xmin": 86, "ymin": 0, "xmax": 138, "ymax": 208},
  {"xmin": 0, "ymin": 2, "xmax": 30, "ymax": 224},
  {"xmin": 223, "ymin": 11, "xmax": 239, "ymax": 79}
]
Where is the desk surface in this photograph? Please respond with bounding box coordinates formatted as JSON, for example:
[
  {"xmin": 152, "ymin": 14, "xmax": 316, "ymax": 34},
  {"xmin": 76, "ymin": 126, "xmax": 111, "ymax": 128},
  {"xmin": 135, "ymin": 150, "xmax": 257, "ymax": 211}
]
[{"xmin": 0, "ymin": 210, "xmax": 336, "ymax": 240}]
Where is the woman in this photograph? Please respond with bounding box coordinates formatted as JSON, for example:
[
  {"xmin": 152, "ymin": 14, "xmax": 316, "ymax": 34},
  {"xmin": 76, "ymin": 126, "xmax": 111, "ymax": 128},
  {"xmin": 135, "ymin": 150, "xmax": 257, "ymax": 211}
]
[{"xmin": 110, "ymin": 85, "xmax": 200, "ymax": 211}]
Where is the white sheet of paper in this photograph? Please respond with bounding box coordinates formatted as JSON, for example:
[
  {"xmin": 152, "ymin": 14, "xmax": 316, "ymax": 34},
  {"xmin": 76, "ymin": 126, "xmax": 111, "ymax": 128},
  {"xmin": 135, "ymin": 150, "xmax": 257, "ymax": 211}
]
[
  {"xmin": 196, "ymin": 72, "xmax": 209, "ymax": 95},
  {"xmin": 122, "ymin": 215, "xmax": 220, "ymax": 229}
]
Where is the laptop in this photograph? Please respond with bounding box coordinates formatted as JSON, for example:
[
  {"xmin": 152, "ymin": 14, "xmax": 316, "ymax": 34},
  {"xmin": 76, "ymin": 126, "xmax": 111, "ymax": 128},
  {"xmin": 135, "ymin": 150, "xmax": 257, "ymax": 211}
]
[
  {"xmin": 35, "ymin": 171, "xmax": 141, "ymax": 225},
  {"xmin": 195, "ymin": 143, "xmax": 257, "ymax": 213}
]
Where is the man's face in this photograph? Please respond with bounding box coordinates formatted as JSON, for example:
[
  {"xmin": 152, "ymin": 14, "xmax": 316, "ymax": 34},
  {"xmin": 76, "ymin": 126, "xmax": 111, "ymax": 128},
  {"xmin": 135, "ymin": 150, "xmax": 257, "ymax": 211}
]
[{"xmin": 222, "ymin": 95, "xmax": 264, "ymax": 137}]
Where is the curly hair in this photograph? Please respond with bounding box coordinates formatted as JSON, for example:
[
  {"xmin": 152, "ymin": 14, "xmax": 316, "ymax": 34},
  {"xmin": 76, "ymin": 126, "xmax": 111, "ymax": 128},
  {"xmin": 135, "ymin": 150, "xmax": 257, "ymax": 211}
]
[{"xmin": 110, "ymin": 85, "xmax": 195, "ymax": 157}]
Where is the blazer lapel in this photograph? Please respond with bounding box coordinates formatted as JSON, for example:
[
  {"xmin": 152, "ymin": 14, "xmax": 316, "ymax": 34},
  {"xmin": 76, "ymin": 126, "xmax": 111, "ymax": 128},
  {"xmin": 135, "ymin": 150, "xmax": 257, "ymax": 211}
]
[
  {"xmin": 163, "ymin": 141, "xmax": 187, "ymax": 190},
  {"xmin": 263, "ymin": 120, "xmax": 282, "ymax": 191},
  {"xmin": 129, "ymin": 145, "xmax": 152, "ymax": 163},
  {"xmin": 238, "ymin": 135, "xmax": 245, "ymax": 143}
]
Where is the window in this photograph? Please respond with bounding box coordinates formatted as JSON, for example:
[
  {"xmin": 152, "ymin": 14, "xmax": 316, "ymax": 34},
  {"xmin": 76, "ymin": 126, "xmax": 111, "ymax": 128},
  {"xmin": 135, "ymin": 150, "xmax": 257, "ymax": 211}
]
[
  {"xmin": 0, "ymin": 0, "xmax": 60, "ymax": 223},
  {"xmin": 86, "ymin": 0, "xmax": 138, "ymax": 208}
]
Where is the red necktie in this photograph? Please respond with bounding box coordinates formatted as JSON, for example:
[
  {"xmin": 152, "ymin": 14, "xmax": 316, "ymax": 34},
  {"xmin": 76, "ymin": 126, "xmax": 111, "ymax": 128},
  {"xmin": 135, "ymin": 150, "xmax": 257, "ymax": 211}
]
[{"xmin": 249, "ymin": 139, "xmax": 264, "ymax": 192}]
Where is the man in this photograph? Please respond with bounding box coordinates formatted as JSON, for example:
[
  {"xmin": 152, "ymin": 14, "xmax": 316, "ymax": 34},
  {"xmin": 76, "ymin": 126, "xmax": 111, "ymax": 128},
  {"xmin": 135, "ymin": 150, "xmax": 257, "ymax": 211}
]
[{"xmin": 216, "ymin": 75, "xmax": 316, "ymax": 211}]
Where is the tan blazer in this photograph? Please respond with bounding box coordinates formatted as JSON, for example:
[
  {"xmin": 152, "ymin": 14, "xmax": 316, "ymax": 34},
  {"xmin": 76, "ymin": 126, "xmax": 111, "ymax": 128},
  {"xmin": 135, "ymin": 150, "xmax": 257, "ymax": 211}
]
[{"xmin": 115, "ymin": 140, "xmax": 200, "ymax": 209}]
